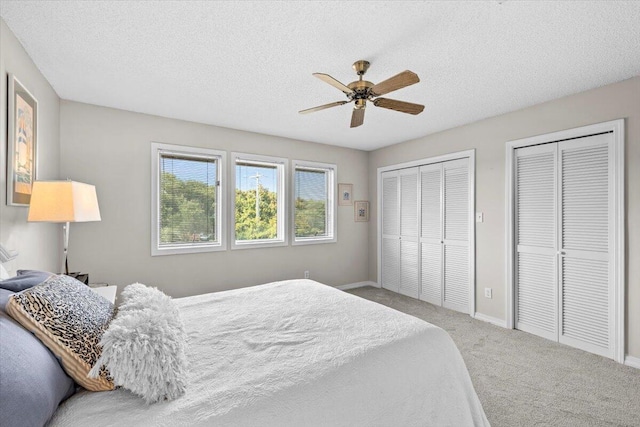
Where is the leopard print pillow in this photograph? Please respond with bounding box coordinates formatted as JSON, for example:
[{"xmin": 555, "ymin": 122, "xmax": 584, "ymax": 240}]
[{"xmin": 6, "ymin": 274, "xmax": 116, "ymax": 391}]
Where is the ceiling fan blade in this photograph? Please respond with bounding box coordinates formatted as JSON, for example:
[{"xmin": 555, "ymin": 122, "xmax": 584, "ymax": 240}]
[
  {"xmin": 313, "ymin": 73, "xmax": 355, "ymax": 95},
  {"xmin": 299, "ymin": 101, "xmax": 349, "ymax": 114},
  {"xmin": 350, "ymin": 108, "xmax": 365, "ymax": 128},
  {"xmin": 373, "ymin": 97, "xmax": 424, "ymax": 115},
  {"xmin": 370, "ymin": 70, "xmax": 420, "ymax": 96}
]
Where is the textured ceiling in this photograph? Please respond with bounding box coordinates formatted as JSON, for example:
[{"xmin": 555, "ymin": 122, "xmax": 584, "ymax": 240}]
[{"xmin": 1, "ymin": 1, "xmax": 639, "ymax": 151}]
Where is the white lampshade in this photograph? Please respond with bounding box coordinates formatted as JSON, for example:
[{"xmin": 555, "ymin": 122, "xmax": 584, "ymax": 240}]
[{"xmin": 28, "ymin": 181, "xmax": 101, "ymax": 223}]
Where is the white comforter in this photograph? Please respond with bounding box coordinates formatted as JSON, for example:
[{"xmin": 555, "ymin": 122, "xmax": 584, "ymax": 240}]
[{"xmin": 50, "ymin": 280, "xmax": 489, "ymax": 426}]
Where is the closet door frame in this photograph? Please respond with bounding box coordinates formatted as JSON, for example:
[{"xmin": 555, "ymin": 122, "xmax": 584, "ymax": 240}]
[
  {"xmin": 505, "ymin": 119, "xmax": 625, "ymax": 363},
  {"xmin": 377, "ymin": 149, "xmax": 476, "ymax": 316}
]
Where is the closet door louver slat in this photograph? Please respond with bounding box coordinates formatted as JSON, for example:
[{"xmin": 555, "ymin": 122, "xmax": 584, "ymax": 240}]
[
  {"xmin": 420, "ymin": 242, "xmax": 441, "ymax": 305},
  {"xmin": 558, "ymin": 139, "xmax": 612, "ymax": 358},
  {"xmin": 516, "ymin": 252, "xmax": 557, "ymax": 339},
  {"xmin": 561, "ymin": 259, "xmax": 610, "ymax": 354},
  {"xmin": 399, "ymin": 170, "xmax": 419, "ymax": 298},
  {"xmin": 382, "ymin": 238, "xmax": 400, "ymax": 293},
  {"xmin": 561, "ymin": 145, "xmax": 609, "ymax": 253},
  {"xmin": 516, "ymin": 151, "xmax": 556, "ymax": 248},
  {"xmin": 382, "ymin": 175, "xmax": 399, "ymax": 236},
  {"xmin": 400, "ymin": 241, "xmax": 420, "ymax": 298},
  {"xmin": 514, "ymin": 145, "xmax": 557, "ymax": 340},
  {"xmin": 443, "ymin": 245, "xmax": 469, "ymax": 312},
  {"xmin": 421, "ymin": 168, "xmax": 441, "ymax": 240},
  {"xmin": 381, "ymin": 173, "xmax": 399, "ymax": 292},
  {"xmin": 444, "ymin": 166, "xmax": 468, "ymax": 242},
  {"xmin": 400, "ymin": 172, "xmax": 418, "ymax": 238},
  {"xmin": 420, "ymin": 164, "xmax": 442, "ymax": 304},
  {"xmin": 442, "ymin": 159, "xmax": 469, "ymax": 313}
]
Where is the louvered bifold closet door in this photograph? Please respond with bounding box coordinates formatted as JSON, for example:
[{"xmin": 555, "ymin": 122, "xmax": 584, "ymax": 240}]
[
  {"xmin": 442, "ymin": 159, "xmax": 470, "ymax": 314},
  {"xmin": 381, "ymin": 171, "xmax": 400, "ymax": 293},
  {"xmin": 514, "ymin": 144, "xmax": 558, "ymax": 341},
  {"xmin": 558, "ymin": 134, "xmax": 613, "ymax": 358},
  {"xmin": 419, "ymin": 163, "xmax": 443, "ymax": 305},
  {"xmin": 398, "ymin": 168, "xmax": 420, "ymax": 298}
]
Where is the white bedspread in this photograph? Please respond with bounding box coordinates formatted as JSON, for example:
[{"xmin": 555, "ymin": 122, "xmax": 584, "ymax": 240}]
[{"xmin": 49, "ymin": 280, "xmax": 489, "ymax": 426}]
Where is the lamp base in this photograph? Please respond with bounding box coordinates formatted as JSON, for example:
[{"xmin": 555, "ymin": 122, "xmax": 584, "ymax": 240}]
[{"xmin": 65, "ymin": 272, "xmax": 89, "ymax": 285}]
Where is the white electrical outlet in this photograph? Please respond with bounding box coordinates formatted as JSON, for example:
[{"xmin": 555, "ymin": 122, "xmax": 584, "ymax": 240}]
[
  {"xmin": 484, "ymin": 288, "xmax": 492, "ymax": 298},
  {"xmin": 476, "ymin": 212, "xmax": 484, "ymax": 223},
  {"xmin": 304, "ymin": 270, "xmax": 310, "ymax": 279}
]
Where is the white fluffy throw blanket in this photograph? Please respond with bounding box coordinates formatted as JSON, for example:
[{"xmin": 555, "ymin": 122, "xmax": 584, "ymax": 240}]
[{"xmin": 89, "ymin": 283, "xmax": 188, "ymax": 403}]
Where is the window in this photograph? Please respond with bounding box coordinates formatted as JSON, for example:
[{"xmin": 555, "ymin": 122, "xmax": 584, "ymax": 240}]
[
  {"xmin": 151, "ymin": 142, "xmax": 225, "ymax": 255},
  {"xmin": 232, "ymin": 153, "xmax": 287, "ymax": 248},
  {"xmin": 292, "ymin": 160, "xmax": 336, "ymax": 245}
]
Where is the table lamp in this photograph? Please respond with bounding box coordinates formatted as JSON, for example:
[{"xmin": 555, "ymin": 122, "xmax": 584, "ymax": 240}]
[{"xmin": 27, "ymin": 180, "xmax": 101, "ymax": 274}]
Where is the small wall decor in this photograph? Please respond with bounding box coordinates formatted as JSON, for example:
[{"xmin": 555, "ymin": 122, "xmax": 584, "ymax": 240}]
[
  {"xmin": 7, "ymin": 73, "xmax": 38, "ymax": 206},
  {"xmin": 338, "ymin": 183, "xmax": 353, "ymax": 206},
  {"xmin": 354, "ymin": 200, "xmax": 369, "ymax": 222}
]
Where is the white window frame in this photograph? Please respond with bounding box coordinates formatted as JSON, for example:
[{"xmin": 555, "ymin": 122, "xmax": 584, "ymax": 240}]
[
  {"xmin": 231, "ymin": 152, "xmax": 287, "ymax": 249},
  {"xmin": 291, "ymin": 160, "xmax": 337, "ymax": 245},
  {"xmin": 151, "ymin": 142, "xmax": 226, "ymax": 256}
]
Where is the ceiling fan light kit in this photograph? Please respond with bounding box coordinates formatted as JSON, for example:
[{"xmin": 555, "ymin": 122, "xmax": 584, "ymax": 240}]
[{"xmin": 300, "ymin": 60, "xmax": 425, "ymax": 128}]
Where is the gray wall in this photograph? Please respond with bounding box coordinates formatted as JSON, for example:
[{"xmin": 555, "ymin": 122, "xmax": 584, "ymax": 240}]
[
  {"xmin": 3, "ymin": 15, "xmax": 639, "ymax": 359},
  {"xmin": 59, "ymin": 101, "xmax": 369, "ymax": 298},
  {"xmin": 368, "ymin": 76, "xmax": 640, "ymax": 357},
  {"xmin": 0, "ymin": 19, "xmax": 60, "ymax": 274}
]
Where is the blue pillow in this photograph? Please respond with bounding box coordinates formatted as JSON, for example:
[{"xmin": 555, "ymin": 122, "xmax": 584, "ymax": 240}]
[
  {"xmin": 0, "ymin": 293, "xmax": 76, "ymax": 426},
  {"xmin": 0, "ymin": 270, "xmax": 53, "ymax": 292},
  {"xmin": 0, "ymin": 288, "xmax": 13, "ymax": 312}
]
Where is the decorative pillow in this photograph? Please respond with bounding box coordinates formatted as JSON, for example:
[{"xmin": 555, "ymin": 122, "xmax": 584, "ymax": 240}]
[
  {"xmin": 0, "ymin": 269, "xmax": 54, "ymax": 292},
  {"xmin": 5, "ymin": 274, "xmax": 116, "ymax": 391},
  {"xmin": 89, "ymin": 283, "xmax": 187, "ymax": 403},
  {"xmin": 0, "ymin": 308, "xmax": 76, "ymax": 426}
]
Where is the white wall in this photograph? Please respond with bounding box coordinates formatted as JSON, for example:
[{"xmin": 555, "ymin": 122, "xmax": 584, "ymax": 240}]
[
  {"xmin": 0, "ymin": 19, "xmax": 60, "ymax": 274},
  {"xmin": 59, "ymin": 101, "xmax": 369, "ymax": 298},
  {"xmin": 368, "ymin": 76, "xmax": 640, "ymax": 358}
]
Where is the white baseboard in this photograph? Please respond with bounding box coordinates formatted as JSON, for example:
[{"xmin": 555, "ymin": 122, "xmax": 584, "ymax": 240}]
[
  {"xmin": 473, "ymin": 312, "xmax": 508, "ymax": 328},
  {"xmin": 335, "ymin": 281, "xmax": 378, "ymax": 291},
  {"xmin": 624, "ymin": 355, "xmax": 640, "ymax": 369}
]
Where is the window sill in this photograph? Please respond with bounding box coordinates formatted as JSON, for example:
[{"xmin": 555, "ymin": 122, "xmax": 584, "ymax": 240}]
[
  {"xmin": 292, "ymin": 237, "xmax": 337, "ymax": 246},
  {"xmin": 231, "ymin": 239, "xmax": 287, "ymax": 250},
  {"xmin": 151, "ymin": 243, "xmax": 225, "ymax": 256}
]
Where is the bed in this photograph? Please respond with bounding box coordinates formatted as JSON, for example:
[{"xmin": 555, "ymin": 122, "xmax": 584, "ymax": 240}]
[{"xmin": 45, "ymin": 279, "xmax": 488, "ymax": 426}]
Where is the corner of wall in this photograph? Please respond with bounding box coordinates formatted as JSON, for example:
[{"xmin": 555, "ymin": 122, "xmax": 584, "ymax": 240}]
[{"xmin": 0, "ymin": 17, "xmax": 62, "ymax": 273}]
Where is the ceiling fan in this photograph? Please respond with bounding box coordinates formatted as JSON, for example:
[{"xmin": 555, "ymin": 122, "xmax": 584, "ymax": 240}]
[{"xmin": 299, "ymin": 60, "xmax": 424, "ymax": 128}]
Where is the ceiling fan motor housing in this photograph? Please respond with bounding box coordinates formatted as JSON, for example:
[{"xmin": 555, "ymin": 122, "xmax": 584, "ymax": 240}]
[{"xmin": 348, "ymin": 80, "xmax": 374, "ymax": 108}]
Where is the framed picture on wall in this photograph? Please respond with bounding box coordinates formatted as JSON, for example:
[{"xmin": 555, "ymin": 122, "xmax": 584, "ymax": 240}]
[
  {"xmin": 338, "ymin": 183, "xmax": 353, "ymax": 206},
  {"xmin": 354, "ymin": 200, "xmax": 369, "ymax": 222},
  {"xmin": 7, "ymin": 73, "xmax": 38, "ymax": 206}
]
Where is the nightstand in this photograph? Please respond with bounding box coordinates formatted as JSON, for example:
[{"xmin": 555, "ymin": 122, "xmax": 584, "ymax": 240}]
[{"xmin": 89, "ymin": 284, "xmax": 117, "ymax": 304}]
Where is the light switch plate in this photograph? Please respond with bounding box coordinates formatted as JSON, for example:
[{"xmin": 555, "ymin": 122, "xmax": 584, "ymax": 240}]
[
  {"xmin": 476, "ymin": 212, "xmax": 484, "ymax": 223},
  {"xmin": 484, "ymin": 288, "xmax": 492, "ymax": 299}
]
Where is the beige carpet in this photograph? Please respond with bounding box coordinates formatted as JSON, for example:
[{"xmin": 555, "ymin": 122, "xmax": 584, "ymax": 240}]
[{"xmin": 347, "ymin": 286, "xmax": 640, "ymax": 427}]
